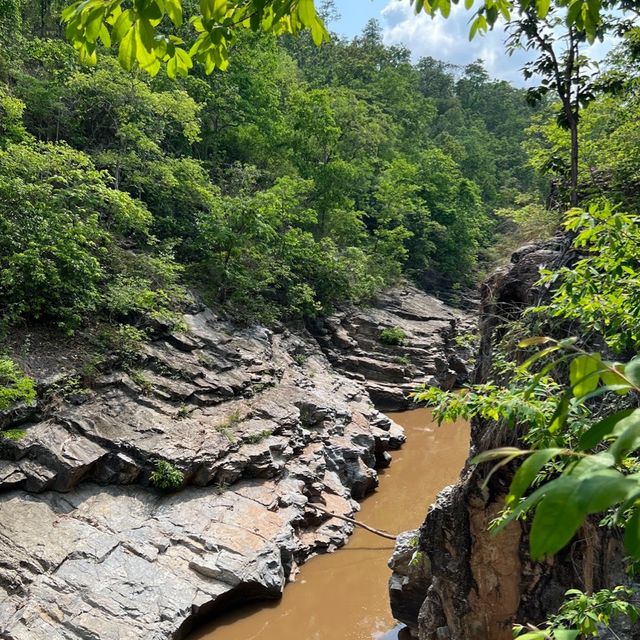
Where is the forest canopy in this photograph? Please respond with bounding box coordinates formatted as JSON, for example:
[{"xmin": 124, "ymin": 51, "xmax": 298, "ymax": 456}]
[{"xmin": 0, "ymin": 0, "xmax": 544, "ymax": 329}]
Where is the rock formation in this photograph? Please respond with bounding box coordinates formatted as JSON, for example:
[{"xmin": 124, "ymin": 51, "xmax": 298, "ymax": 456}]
[
  {"xmin": 312, "ymin": 283, "xmax": 474, "ymax": 411},
  {"xmin": 0, "ymin": 286, "xmax": 467, "ymax": 639},
  {"xmin": 388, "ymin": 239, "xmax": 640, "ymax": 640}
]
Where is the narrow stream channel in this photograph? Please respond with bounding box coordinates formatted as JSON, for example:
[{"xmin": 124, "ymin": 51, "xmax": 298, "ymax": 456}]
[{"xmin": 188, "ymin": 408, "xmax": 470, "ymax": 640}]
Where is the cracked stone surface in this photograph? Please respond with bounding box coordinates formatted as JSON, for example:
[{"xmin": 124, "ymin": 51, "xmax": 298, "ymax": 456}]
[
  {"xmin": 311, "ymin": 283, "xmax": 475, "ymax": 410},
  {"xmin": 0, "ymin": 299, "xmax": 418, "ymax": 639}
]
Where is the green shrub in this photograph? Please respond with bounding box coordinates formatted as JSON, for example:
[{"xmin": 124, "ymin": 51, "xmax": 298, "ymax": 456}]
[
  {"xmin": 379, "ymin": 326, "xmax": 407, "ymax": 346},
  {"xmin": 0, "ymin": 142, "xmax": 146, "ymax": 329},
  {"xmin": 0, "ymin": 141, "xmax": 186, "ymax": 331},
  {"xmin": 150, "ymin": 459, "xmax": 184, "ymax": 490},
  {"xmin": 98, "ymin": 324, "xmax": 147, "ymax": 366},
  {"xmin": 243, "ymin": 429, "xmax": 273, "ymax": 444},
  {"xmin": 1, "ymin": 428, "xmax": 27, "ymax": 440},
  {"xmin": 0, "ymin": 358, "xmax": 36, "ymax": 410}
]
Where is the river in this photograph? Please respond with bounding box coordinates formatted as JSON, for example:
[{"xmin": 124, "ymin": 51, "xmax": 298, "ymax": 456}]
[{"xmin": 188, "ymin": 408, "xmax": 470, "ymax": 640}]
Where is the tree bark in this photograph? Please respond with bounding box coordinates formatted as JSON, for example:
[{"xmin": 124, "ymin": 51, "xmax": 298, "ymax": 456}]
[{"xmin": 569, "ymin": 116, "xmax": 579, "ymax": 207}]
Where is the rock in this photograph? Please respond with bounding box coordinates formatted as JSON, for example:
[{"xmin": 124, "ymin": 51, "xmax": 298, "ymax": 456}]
[
  {"xmin": 389, "ymin": 530, "xmax": 432, "ymax": 631},
  {"xmin": 0, "ymin": 281, "xmax": 472, "ymax": 639},
  {"xmin": 312, "ymin": 283, "xmax": 475, "ymax": 411},
  {"xmin": 0, "ymin": 307, "xmax": 407, "ymax": 639}
]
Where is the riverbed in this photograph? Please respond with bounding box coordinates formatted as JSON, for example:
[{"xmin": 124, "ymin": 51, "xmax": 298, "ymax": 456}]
[{"xmin": 188, "ymin": 408, "xmax": 470, "ymax": 640}]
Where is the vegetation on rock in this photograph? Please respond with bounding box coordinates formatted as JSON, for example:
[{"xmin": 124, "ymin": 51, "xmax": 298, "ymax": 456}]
[
  {"xmin": 379, "ymin": 327, "xmax": 407, "ymax": 347},
  {"xmin": 0, "ymin": 358, "xmax": 35, "ymax": 410},
  {"xmin": 150, "ymin": 459, "xmax": 184, "ymax": 490}
]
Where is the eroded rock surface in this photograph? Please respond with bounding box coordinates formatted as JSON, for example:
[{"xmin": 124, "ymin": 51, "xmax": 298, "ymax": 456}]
[
  {"xmin": 0, "ymin": 308, "xmax": 406, "ymax": 639},
  {"xmin": 389, "ymin": 239, "xmax": 640, "ymax": 640},
  {"xmin": 313, "ymin": 284, "xmax": 475, "ymax": 410}
]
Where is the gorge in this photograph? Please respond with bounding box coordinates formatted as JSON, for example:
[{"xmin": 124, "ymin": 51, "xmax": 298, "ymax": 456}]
[{"xmin": 0, "ymin": 285, "xmax": 473, "ymax": 639}]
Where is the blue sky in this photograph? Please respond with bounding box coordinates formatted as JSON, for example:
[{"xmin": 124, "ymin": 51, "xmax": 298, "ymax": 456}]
[{"xmin": 329, "ymin": 0, "xmax": 614, "ymax": 85}]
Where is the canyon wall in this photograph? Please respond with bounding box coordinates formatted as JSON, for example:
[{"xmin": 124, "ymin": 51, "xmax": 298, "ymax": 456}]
[
  {"xmin": 0, "ymin": 286, "xmax": 469, "ymax": 639},
  {"xmin": 389, "ymin": 240, "xmax": 640, "ymax": 640}
]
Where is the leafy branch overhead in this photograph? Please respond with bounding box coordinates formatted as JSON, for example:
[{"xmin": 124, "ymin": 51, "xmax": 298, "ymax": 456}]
[
  {"xmin": 62, "ymin": 0, "xmax": 330, "ymax": 77},
  {"xmin": 61, "ymin": 0, "xmax": 623, "ymax": 76}
]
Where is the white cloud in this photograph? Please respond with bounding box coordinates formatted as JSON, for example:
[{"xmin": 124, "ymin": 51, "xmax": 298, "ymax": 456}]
[
  {"xmin": 380, "ymin": 0, "xmax": 532, "ymax": 84},
  {"xmin": 379, "ymin": 0, "xmax": 617, "ymax": 86}
]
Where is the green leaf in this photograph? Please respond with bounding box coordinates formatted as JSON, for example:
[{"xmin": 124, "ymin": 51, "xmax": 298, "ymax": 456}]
[
  {"xmin": 574, "ymin": 384, "xmax": 631, "ymax": 405},
  {"xmin": 507, "ymin": 448, "xmax": 563, "ymax": 507},
  {"xmin": 519, "ymin": 347, "xmax": 563, "ymax": 376},
  {"xmin": 98, "ymin": 23, "xmax": 111, "ymax": 47},
  {"xmin": 536, "ymin": 0, "xmax": 551, "ymax": 18},
  {"xmin": 624, "ymin": 356, "xmax": 640, "ymax": 388},
  {"xmin": 569, "ymin": 353, "xmax": 602, "ymax": 398},
  {"xmin": 529, "ymin": 478, "xmax": 583, "ymax": 559},
  {"xmin": 566, "ymin": 0, "xmax": 582, "ymax": 25},
  {"xmin": 566, "ymin": 452, "xmax": 615, "ymax": 478},
  {"xmin": 165, "ymin": 0, "xmax": 183, "ymax": 26},
  {"xmin": 553, "ymin": 630, "xmax": 580, "ymax": 640},
  {"xmin": 548, "ymin": 392, "xmax": 570, "ymax": 434},
  {"xmin": 118, "ymin": 26, "xmax": 136, "ymax": 71},
  {"xmin": 578, "ymin": 408, "xmax": 638, "ymax": 451},
  {"xmin": 298, "ymin": 0, "xmax": 316, "ymax": 26},
  {"xmin": 574, "ymin": 470, "xmax": 632, "ymax": 514},
  {"xmin": 112, "ymin": 9, "xmax": 133, "ymax": 43},
  {"xmin": 610, "ymin": 416, "xmax": 640, "ymax": 463},
  {"xmin": 137, "ymin": 17, "xmax": 156, "ymax": 51},
  {"xmin": 471, "ymin": 447, "xmax": 528, "ymax": 464}
]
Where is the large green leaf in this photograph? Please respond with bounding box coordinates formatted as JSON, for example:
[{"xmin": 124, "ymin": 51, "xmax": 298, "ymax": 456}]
[
  {"xmin": 530, "ymin": 478, "xmax": 583, "ymax": 559},
  {"xmin": 507, "ymin": 448, "xmax": 563, "ymax": 507},
  {"xmin": 569, "ymin": 353, "xmax": 602, "ymax": 398},
  {"xmin": 574, "ymin": 470, "xmax": 632, "ymax": 514}
]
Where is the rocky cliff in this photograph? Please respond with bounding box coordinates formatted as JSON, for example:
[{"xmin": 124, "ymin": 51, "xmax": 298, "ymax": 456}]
[
  {"xmin": 388, "ymin": 240, "xmax": 640, "ymax": 640},
  {"xmin": 0, "ymin": 286, "xmax": 467, "ymax": 639},
  {"xmin": 312, "ymin": 283, "xmax": 474, "ymax": 411}
]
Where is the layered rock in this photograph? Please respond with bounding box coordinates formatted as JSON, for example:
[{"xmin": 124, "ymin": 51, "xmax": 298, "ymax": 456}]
[
  {"xmin": 0, "ymin": 308, "xmax": 406, "ymax": 639},
  {"xmin": 388, "ymin": 239, "xmax": 640, "ymax": 640},
  {"xmin": 312, "ymin": 283, "xmax": 475, "ymax": 411}
]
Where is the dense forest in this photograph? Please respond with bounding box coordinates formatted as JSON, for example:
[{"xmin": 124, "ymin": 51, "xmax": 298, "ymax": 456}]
[{"xmin": 0, "ymin": 0, "xmax": 546, "ymax": 336}]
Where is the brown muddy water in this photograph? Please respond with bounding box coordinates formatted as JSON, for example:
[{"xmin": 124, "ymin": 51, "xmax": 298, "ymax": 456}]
[{"xmin": 188, "ymin": 408, "xmax": 470, "ymax": 640}]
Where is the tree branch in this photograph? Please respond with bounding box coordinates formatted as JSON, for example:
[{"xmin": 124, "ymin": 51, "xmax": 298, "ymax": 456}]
[{"xmin": 308, "ymin": 503, "xmax": 398, "ymax": 541}]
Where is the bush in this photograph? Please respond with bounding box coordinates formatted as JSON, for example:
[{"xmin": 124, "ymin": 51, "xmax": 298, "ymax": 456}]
[
  {"xmin": 0, "ymin": 142, "xmax": 187, "ymax": 332},
  {"xmin": 150, "ymin": 459, "xmax": 184, "ymax": 490},
  {"xmin": 98, "ymin": 324, "xmax": 147, "ymax": 367},
  {"xmin": 0, "ymin": 142, "xmax": 145, "ymax": 329},
  {"xmin": 0, "ymin": 358, "xmax": 36, "ymax": 410},
  {"xmin": 379, "ymin": 326, "xmax": 407, "ymax": 346}
]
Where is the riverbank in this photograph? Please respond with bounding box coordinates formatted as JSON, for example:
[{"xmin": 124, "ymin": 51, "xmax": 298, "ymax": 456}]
[
  {"xmin": 188, "ymin": 409, "xmax": 470, "ymax": 640},
  {"xmin": 0, "ymin": 286, "xmax": 473, "ymax": 639}
]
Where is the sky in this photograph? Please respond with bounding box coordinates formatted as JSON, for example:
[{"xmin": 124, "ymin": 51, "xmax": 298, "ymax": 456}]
[{"xmin": 330, "ymin": 0, "xmax": 615, "ymax": 86}]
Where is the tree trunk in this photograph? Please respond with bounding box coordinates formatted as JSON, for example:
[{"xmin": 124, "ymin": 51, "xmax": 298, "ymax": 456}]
[{"xmin": 569, "ymin": 116, "xmax": 579, "ymax": 207}]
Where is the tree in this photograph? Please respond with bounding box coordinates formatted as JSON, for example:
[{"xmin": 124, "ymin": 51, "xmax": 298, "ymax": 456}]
[{"xmin": 506, "ymin": 8, "xmax": 605, "ymax": 206}]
